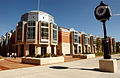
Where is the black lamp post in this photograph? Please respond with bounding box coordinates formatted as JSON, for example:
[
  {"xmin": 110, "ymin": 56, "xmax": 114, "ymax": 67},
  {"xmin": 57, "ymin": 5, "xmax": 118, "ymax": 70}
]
[{"xmin": 94, "ymin": 1, "xmax": 111, "ymax": 59}]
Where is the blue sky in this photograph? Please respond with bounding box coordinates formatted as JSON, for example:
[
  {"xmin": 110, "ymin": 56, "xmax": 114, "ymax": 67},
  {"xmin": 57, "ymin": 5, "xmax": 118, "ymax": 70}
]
[{"xmin": 0, "ymin": 0, "xmax": 120, "ymax": 41}]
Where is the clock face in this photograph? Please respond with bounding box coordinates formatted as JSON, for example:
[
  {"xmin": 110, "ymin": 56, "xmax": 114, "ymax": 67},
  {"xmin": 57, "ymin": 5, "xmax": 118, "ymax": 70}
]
[{"xmin": 96, "ymin": 6, "xmax": 107, "ymax": 16}]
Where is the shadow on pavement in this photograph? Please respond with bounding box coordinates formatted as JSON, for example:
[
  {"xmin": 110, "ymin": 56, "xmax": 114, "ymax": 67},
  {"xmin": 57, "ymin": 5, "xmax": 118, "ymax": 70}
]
[
  {"xmin": 112, "ymin": 58, "xmax": 120, "ymax": 60},
  {"xmin": 49, "ymin": 66, "xmax": 111, "ymax": 73},
  {"xmin": 72, "ymin": 68, "xmax": 99, "ymax": 71},
  {"xmin": 49, "ymin": 66, "xmax": 69, "ymax": 69}
]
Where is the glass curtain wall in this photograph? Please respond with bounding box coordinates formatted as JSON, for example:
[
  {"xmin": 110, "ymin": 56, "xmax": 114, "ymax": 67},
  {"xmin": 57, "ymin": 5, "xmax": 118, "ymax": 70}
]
[
  {"xmin": 41, "ymin": 21, "xmax": 49, "ymax": 40},
  {"xmin": 93, "ymin": 36, "xmax": 96, "ymax": 45},
  {"xmin": 74, "ymin": 32, "xmax": 79, "ymax": 43},
  {"xmin": 27, "ymin": 21, "xmax": 36, "ymax": 40},
  {"xmin": 85, "ymin": 35, "xmax": 88, "ymax": 45},
  {"xmin": 53, "ymin": 24, "xmax": 57, "ymax": 42}
]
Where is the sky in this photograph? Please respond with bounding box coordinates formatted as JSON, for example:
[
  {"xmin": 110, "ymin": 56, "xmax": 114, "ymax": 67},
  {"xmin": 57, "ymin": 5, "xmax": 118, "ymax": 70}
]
[{"xmin": 0, "ymin": 0, "xmax": 120, "ymax": 41}]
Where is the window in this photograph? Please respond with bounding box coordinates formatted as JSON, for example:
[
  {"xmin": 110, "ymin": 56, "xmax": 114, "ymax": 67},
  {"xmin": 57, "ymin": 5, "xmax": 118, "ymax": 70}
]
[
  {"xmin": 18, "ymin": 22, "xmax": 23, "ymax": 30},
  {"xmin": 88, "ymin": 38, "xmax": 90, "ymax": 44},
  {"xmin": 5, "ymin": 33, "xmax": 8, "ymax": 45},
  {"xmin": 85, "ymin": 35, "xmax": 88, "ymax": 45},
  {"xmin": 1, "ymin": 37, "xmax": 3, "ymax": 46},
  {"xmin": 17, "ymin": 22, "xmax": 23, "ymax": 40},
  {"xmin": 74, "ymin": 32, "xmax": 79, "ymax": 43},
  {"xmin": 41, "ymin": 21, "xmax": 48, "ymax": 27},
  {"xmin": 28, "ymin": 21, "xmax": 35, "ymax": 26},
  {"xmin": 33, "ymin": 16, "xmax": 34, "ymax": 18},
  {"xmin": 93, "ymin": 36, "xmax": 96, "ymax": 44},
  {"xmin": 17, "ymin": 30, "xmax": 22, "ymax": 40},
  {"xmin": 41, "ymin": 22, "xmax": 49, "ymax": 40},
  {"xmin": 27, "ymin": 21, "xmax": 36, "ymax": 39},
  {"xmin": 41, "ymin": 28, "xmax": 49, "ymax": 39},
  {"xmin": 79, "ymin": 36, "xmax": 81, "ymax": 44},
  {"xmin": 53, "ymin": 24, "xmax": 57, "ymax": 41}
]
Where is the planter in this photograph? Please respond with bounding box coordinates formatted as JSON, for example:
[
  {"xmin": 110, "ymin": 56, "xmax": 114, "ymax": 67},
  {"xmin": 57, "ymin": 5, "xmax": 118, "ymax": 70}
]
[
  {"xmin": 22, "ymin": 56, "xmax": 64, "ymax": 65},
  {"xmin": 72, "ymin": 54, "xmax": 95, "ymax": 59},
  {"xmin": 0, "ymin": 59, "xmax": 4, "ymax": 61}
]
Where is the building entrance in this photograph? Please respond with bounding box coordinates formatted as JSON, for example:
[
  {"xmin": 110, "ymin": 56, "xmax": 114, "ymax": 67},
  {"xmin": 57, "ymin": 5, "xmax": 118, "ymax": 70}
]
[
  {"xmin": 29, "ymin": 45, "xmax": 35, "ymax": 56},
  {"xmin": 85, "ymin": 45, "xmax": 88, "ymax": 54},
  {"xmin": 41, "ymin": 46, "xmax": 47, "ymax": 55},
  {"xmin": 74, "ymin": 45, "xmax": 77, "ymax": 54}
]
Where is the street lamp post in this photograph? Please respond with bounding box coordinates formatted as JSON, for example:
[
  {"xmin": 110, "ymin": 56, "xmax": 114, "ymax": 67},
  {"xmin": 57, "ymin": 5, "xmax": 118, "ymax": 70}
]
[
  {"xmin": 94, "ymin": 1, "xmax": 111, "ymax": 59},
  {"xmin": 102, "ymin": 20, "xmax": 111, "ymax": 59}
]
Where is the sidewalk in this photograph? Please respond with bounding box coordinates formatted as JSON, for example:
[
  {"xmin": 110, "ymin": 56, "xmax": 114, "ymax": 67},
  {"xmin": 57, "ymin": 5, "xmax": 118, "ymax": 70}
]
[
  {"xmin": 0, "ymin": 56, "xmax": 81, "ymax": 71},
  {"xmin": 0, "ymin": 54, "xmax": 120, "ymax": 78},
  {"xmin": 0, "ymin": 57, "xmax": 38, "ymax": 71}
]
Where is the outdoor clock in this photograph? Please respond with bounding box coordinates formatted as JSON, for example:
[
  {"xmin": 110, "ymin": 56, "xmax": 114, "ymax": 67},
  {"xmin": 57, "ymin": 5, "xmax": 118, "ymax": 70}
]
[{"xmin": 94, "ymin": 1, "xmax": 111, "ymax": 22}]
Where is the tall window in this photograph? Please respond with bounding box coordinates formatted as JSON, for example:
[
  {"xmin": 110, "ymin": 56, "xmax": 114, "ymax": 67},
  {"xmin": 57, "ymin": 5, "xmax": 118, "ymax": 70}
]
[
  {"xmin": 74, "ymin": 32, "xmax": 79, "ymax": 43},
  {"xmin": 53, "ymin": 24, "xmax": 57, "ymax": 41},
  {"xmin": 27, "ymin": 21, "xmax": 36, "ymax": 39},
  {"xmin": 85, "ymin": 35, "xmax": 88, "ymax": 45},
  {"xmin": 93, "ymin": 36, "xmax": 96, "ymax": 44},
  {"xmin": 18, "ymin": 22, "xmax": 23, "ymax": 30},
  {"xmin": 17, "ymin": 22, "xmax": 23, "ymax": 40},
  {"xmin": 1, "ymin": 37, "xmax": 3, "ymax": 46},
  {"xmin": 79, "ymin": 36, "xmax": 81, "ymax": 44},
  {"xmin": 5, "ymin": 33, "xmax": 8, "ymax": 45},
  {"xmin": 41, "ymin": 21, "xmax": 49, "ymax": 40}
]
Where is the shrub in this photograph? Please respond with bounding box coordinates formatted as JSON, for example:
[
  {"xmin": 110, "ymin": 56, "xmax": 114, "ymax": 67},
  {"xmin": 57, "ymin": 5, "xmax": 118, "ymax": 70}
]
[
  {"xmin": 0, "ymin": 55, "xmax": 3, "ymax": 59},
  {"xmin": 35, "ymin": 54, "xmax": 40, "ymax": 58},
  {"xmin": 44, "ymin": 53, "xmax": 50, "ymax": 57},
  {"xmin": 26, "ymin": 54, "xmax": 35, "ymax": 57},
  {"xmin": 51, "ymin": 54, "xmax": 59, "ymax": 57},
  {"xmin": 40, "ymin": 55, "xmax": 45, "ymax": 58},
  {"xmin": 34, "ymin": 53, "xmax": 59, "ymax": 58},
  {"xmin": 95, "ymin": 52, "xmax": 104, "ymax": 56}
]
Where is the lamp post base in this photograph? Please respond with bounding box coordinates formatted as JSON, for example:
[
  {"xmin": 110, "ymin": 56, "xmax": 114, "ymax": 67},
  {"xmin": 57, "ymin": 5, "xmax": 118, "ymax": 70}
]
[{"xmin": 99, "ymin": 59, "xmax": 118, "ymax": 73}]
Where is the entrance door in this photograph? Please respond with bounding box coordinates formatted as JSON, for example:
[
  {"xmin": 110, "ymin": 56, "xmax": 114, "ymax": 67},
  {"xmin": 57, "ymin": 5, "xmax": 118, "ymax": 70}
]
[
  {"xmin": 85, "ymin": 45, "xmax": 88, "ymax": 54},
  {"xmin": 51, "ymin": 45, "xmax": 54, "ymax": 54},
  {"xmin": 41, "ymin": 46, "xmax": 47, "ymax": 55},
  {"xmin": 16, "ymin": 45, "xmax": 18, "ymax": 56},
  {"xmin": 74, "ymin": 45, "xmax": 77, "ymax": 54},
  {"xmin": 79, "ymin": 46, "xmax": 81, "ymax": 53},
  {"xmin": 93, "ymin": 46, "xmax": 95, "ymax": 53},
  {"xmin": 29, "ymin": 45, "xmax": 35, "ymax": 56},
  {"xmin": 21, "ymin": 45, "xmax": 24, "ymax": 56}
]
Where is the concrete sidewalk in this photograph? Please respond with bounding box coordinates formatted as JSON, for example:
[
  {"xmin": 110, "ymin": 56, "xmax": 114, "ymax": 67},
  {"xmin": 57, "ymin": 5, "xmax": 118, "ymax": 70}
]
[{"xmin": 0, "ymin": 54, "xmax": 120, "ymax": 78}]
